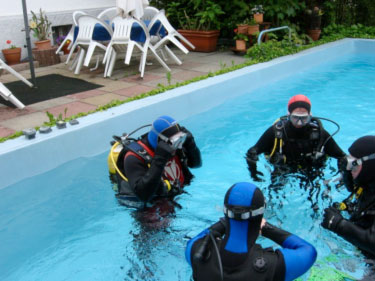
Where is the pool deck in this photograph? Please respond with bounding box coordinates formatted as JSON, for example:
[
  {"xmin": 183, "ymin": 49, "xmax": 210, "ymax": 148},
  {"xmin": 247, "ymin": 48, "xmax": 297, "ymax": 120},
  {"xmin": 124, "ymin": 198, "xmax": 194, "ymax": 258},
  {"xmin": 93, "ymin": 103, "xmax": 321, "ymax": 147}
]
[{"xmin": 0, "ymin": 49, "xmax": 248, "ymax": 138}]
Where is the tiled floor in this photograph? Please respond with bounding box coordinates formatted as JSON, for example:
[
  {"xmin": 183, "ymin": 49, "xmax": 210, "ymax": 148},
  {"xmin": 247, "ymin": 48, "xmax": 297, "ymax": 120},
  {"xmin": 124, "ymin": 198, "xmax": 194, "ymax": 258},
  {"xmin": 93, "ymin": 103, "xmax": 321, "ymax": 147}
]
[{"xmin": 0, "ymin": 48, "xmax": 248, "ymax": 138}]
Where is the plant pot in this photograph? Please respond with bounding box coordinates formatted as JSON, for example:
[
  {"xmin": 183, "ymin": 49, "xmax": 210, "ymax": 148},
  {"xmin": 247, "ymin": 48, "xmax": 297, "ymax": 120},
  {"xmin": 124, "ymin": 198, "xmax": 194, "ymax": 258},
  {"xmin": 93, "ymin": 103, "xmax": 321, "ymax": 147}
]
[
  {"xmin": 2, "ymin": 47, "xmax": 21, "ymax": 65},
  {"xmin": 254, "ymin": 13, "xmax": 263, "ymax": 24},
  {"xmin": 34, "ymin": 39, "xmax": 51, "ymax": 50},
  {"xmin": 247, "ymin": 24, "xmax": 259, "ymax": 35},
  {"xmin": 307, "ymin": 29, "xmax": 321, "ymax": 41},
  {"xmin": 60, "ymin": 42, "xmax": 71, "ymax": 55},
  {"xmin": 235, "ymin": 40, "xmax": 246, "ymax": 51},
  {"xmin": 237, "ymin": 24, "xmax": 249, "ymax": 35},
  {"xmin": 177, "ymin": 30, "xmax": 220, "ymax": 52}
]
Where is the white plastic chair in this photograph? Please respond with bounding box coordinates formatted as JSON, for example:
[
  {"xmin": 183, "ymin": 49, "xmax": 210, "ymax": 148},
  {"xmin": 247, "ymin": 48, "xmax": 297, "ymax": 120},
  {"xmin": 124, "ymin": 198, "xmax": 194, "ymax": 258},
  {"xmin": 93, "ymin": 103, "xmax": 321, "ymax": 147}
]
[
  {"xmin": 141, "ymin": 6, "xmax": 159, "ymax": 21},
  {"xmin": 0, "ymin": 58, "xmax": 33, "ymax": 109},
  {"xmin": 67, "ymin": 15, "xmax": 113, "ymax": 75},
  {"xmin": 147, "ymin": 10, "xmax": 195, "ymax": 65},
  {"xmin": 98, "ymin": 7, "xmax": 118, "ymax": 21},
  {"xmin": 63, "ymin": 11, "xmax": 88, "ymax": 69},
  {"xmin": 103, "ymin": 16, "xmax": 170, "ymax": 78}
]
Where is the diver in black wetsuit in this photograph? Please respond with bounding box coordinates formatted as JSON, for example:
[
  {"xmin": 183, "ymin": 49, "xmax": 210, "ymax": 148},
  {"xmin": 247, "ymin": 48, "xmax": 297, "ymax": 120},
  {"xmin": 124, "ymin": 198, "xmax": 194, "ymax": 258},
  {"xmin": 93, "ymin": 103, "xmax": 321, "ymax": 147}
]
[
  {"xmin": 322, "ymin": 136, "xmax": 375, "ymax": 266},
  {"xmin": 185, "ymin": 182, "xmax": 317, "ymax": 281},
  {"xmin": 108, "ymin": 115, "xmax": 202, "ymax": 210},
  {"xmin": 246, "ymin": 94, "xmax": 345, "ymax": 182}
]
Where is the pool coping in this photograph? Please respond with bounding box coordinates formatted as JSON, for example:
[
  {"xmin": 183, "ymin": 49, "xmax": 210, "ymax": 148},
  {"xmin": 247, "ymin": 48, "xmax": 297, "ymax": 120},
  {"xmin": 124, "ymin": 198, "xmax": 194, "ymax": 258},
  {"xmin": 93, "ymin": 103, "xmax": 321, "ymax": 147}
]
[{"xmin": 0, "ymin": 38, "xmax": 374, "ymax": 189}]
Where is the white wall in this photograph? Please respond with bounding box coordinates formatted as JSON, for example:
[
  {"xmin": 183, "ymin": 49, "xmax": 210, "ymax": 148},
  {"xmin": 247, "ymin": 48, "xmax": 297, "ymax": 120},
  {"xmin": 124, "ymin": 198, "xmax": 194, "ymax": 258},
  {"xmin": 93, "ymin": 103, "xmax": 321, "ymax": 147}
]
[
  {"xmin": 1, "ymin": 0, "xmax": 116, "ymax": 17},
  {"xmin": 0, "ymin": 0, "xmax": 115, "ymax": 60}
]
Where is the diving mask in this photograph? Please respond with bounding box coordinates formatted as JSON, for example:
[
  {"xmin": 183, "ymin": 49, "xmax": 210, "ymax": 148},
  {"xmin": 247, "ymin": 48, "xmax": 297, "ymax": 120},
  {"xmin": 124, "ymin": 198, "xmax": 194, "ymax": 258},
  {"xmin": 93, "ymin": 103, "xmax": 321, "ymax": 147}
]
[
  {"xmin": 158, "ymin": 131, "xmax": 187, "ymax": 150},
  {"xmin": 289, "ymin": 113, "xmax": 311, "ymax": 125},
  {"xmin": 343, "ymin": 153, "xmax": 375, "ymax": 171},
  {"xmin": 223, "ymin": 204, "xmax": 265, "ymax": 220}
]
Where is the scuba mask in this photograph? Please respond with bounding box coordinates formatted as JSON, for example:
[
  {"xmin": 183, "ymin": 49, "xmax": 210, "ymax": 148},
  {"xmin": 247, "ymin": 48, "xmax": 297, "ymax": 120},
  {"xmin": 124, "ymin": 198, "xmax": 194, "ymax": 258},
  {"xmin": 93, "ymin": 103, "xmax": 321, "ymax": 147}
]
[
  {"xmin": 158, "ymin": 130, "xmax": 187, "ymax": 150},
  {"xmin": 342, "ymin": 153, "xmax": 375, "ymax": 171},
  {"xmin": 289, "ymin": 113, "xmax": 311, "ymax": 126},
  {"xmin": 223, "ymin": 204, "xmax": 265, "ymax": 220}
]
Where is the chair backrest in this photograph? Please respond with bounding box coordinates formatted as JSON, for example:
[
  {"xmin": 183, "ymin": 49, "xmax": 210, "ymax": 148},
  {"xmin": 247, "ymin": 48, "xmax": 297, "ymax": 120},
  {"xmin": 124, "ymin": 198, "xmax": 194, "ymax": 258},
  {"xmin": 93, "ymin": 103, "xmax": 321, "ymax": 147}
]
[
  {"xmin": 98, "ymin": 7, "xmax": 118, "ymax": 21},
  {"xmin": 141, "ymin": 6, "xmax": 159, "ymax": 21},
  {"xmin": 149, "ymin": 9, "xmax": 175, "ymax": 33},
  {"xmin": 72, "ymin": 11, "xmax": 87, "ymax": 26},
  {"xmin": 76, "ymin": 15, "xmax": 113, "ymax": 43},
  {"xmin": 111, "ymin": 16, "xmax": 149, "ymax": 43}
]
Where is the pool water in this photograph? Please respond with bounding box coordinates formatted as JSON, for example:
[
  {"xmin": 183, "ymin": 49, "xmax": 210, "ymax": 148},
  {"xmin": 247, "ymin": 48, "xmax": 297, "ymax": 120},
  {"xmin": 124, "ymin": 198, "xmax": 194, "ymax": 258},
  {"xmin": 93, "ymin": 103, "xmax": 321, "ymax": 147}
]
[{"xmin": 1, "ymin": 51, "xmax": 375, "ymax": 280}]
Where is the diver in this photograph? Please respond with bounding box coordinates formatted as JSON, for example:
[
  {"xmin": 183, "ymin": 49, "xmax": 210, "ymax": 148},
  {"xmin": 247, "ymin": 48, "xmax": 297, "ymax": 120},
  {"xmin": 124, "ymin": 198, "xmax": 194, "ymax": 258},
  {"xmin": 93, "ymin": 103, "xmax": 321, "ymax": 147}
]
[
  {"xmin": 108, "ymin": 115, "xmax": 202, "ymax": 209},
  {"xmin": 246, "ymin": 94, "xmax": 345, "ymax": 182},
  {"xmin": 322, "ymin": 136, "xmax": 375, "ymax": 259},
  {"xmin": 185, "ymin": 182, "xmax": 317, "ymax": 281}
]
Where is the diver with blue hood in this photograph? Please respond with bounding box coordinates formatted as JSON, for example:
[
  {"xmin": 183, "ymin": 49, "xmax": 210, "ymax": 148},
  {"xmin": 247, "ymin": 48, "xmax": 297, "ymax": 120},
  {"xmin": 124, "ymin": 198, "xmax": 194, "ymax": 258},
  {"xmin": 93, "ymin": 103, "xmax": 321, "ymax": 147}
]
[
  {"xmin": 108, "ymin": 115, "xmax": 202, "ymax": 209},
  {"xmin": 186, "ymin": 182, "xmax": 317, "ymax": 281},
  {"xmin": 322, "ymin": 136, "xmax": 375, "ymax": 259}
]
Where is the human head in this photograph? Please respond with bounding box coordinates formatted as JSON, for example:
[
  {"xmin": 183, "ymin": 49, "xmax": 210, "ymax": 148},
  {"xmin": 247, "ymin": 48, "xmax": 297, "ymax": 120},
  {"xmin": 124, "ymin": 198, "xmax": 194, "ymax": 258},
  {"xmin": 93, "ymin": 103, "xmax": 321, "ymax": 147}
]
[
  {"xmin": 147, "ymin": 115, "xmax": 180, "ymax": 149},
  {"xmin": 347, "ymin": 136, "xmax": 375, "ymax": 186},
  {"xmin": 221, "ymin": 182, "xmax": 265, "ymax": 266},
  {"xmin": 287, "ymin": 94, "xmax": 312, "ymax": 128}
]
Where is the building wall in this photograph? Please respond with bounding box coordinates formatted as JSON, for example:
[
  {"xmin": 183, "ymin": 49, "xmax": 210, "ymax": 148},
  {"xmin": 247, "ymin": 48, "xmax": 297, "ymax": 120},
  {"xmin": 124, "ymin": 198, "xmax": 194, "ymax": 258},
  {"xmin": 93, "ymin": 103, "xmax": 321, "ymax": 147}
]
[{"xmin": 0, "ymin": 0, "xmax": 115, "ymax": 61}]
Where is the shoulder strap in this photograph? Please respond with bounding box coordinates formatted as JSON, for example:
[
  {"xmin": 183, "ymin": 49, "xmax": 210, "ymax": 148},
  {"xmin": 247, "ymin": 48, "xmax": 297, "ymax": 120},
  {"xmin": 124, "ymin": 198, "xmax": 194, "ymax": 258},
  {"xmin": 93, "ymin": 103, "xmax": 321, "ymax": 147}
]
[{"xmin": 124, "ymin": 141, "xmax": 153, "ymax": 164}]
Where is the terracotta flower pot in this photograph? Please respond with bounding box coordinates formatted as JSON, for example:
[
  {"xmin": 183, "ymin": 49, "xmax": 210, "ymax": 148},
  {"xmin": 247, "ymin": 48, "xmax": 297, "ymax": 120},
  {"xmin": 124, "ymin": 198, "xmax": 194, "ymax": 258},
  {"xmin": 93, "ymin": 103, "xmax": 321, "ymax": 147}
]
[
  {"xmin": 177, "ymin": 30, "xmax": 220, "ymax": 52},
  {"xmin": 34, "ymin": 39, "xmax": 51, "ymax": 50},
  {"xmin": 254, "ymin": 13, "xmax": 263, "ymax": 24},
  {"xmin": 2, "ymin": 47, "xmax": 21, "ymax": 65},
  {"xmin": 235, "ymin": 40, "xmax": 246, "ymax": 51},
  {"xmin": 247, "ymin": 24, "xmax": 259, "ymax": 35},
  {"xmin": 307, "ymin": 29, "xmax": 321, "ymax": 41},
  {"xmin": 237, "ymin": 24, "xmax": 249, "ymax": 35}
]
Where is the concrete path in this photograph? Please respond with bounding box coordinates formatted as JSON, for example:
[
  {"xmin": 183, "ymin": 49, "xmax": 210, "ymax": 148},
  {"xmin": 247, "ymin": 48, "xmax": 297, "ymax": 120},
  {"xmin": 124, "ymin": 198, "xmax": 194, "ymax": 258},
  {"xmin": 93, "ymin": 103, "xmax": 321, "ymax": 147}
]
[{"xmin": 0, "ymin": 49, "xmax": 248, "ymax": 138}]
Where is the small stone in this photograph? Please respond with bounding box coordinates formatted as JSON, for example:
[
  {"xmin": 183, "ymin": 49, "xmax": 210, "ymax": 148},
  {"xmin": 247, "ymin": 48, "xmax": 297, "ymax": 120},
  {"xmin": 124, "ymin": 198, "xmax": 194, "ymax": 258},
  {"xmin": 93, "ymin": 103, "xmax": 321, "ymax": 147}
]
[
  {"xmin": 39, "ymin": 126, "xmax": 52, "ymax": 134},
  {"xmin": 22, "ymin": 128, "xmax": 36, "ymax": 139},
  {"xmin": 69, "ymin": 119, "xmax": 79, "ymax": 125},
  {"xmin": 56, "ymin": 120, "xmax": 66, "ymax": 129}
]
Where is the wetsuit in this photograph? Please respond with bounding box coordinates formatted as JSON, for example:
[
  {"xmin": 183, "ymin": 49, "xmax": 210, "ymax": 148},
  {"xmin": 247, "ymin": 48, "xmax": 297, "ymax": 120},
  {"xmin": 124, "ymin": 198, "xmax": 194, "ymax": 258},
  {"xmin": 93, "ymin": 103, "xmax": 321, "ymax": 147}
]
[
  {"xmin": 330, "ymin": 181, "xmax": 375, "ymax": 257},
  {"xmin": 186, "ymin": 220, "xmax": 317, "ymax": 281},
  {"xmin": 246, "ymin": 119, "xmax": 345, "ymax": 182},
  {"xmin": 120, "ymin": 130, "xmax": 201, "ymax": 204}
]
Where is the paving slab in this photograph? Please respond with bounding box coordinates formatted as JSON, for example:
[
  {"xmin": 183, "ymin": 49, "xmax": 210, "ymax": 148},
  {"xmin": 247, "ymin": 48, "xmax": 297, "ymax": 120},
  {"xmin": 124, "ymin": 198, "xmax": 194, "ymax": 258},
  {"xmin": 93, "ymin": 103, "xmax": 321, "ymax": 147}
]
[
  {"xmin": 81, "ymin": 93, "xmax": 128, "ymax": 106},
  {"xmin": 172, "ymin": 70, "xmax": 208, "ymax": 81},
  {"xmin": 98, "ymin": 81, "xmax": 135, "ymax": 92},
  {"xmin": 0, "ymin": 126, "xmax": 16, "ymax": 138},
  {"xmin": 0, "ymin": 111, "xmax": 49, "ymax": 131},
  {"xmin": 46, "ymin": 101, "xmax": 98, "ymax": 118},
  {"xmin": 66, "ymin": 89, "xmax": 110, "ymax": 100},
  {"xmin": 0, "ymin": 106, "xmax": 37, "ymax": 122},
  {"xmin": 28, "ymin": 97, "xmax": 76, "ymax": 111},
  {"xmin": 113, "ymin": 85, "xmax": 155, "ymax": 97}
]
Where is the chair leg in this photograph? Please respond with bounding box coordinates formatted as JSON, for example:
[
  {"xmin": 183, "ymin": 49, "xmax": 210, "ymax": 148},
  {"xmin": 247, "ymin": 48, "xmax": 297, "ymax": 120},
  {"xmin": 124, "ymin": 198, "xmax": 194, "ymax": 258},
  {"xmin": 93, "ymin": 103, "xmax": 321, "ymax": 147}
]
[
  {"xmin": 74, "ymin": 49, "xmax": 86, "ymax": 75},
  {"xmin": 176, "ymin": 33, "xmax": 195, "ymax": 50},
  {"xmin": 90, "ymin": 55, "xmax": 100, "ymax": 71},
  {"xmin": 148, "ymin": 46, "xmax": 171, "ymax": 72},
  {"xmin": 125, "ymin": 42, "xmax": 135, "ymax": 65},
  {"xmin": 108, "ymin": 51, "xmax": 117, "ymax": 77},
  {"xmin": 169, "ymin": 36, "xmax": 189, "ymax": 54},
  {"xmin": 84, "ymin": 43, "xmax": 96, "ymax": 67},
  {"xmin": 69, "ymin": 49, "xmax": 80, "ymax": 71},
  {"xmin": 1, "ymin": 63, "xmax": 33, "ymax": 87},
  {"xmin": 0, "ymin": 83, "xmax": 25, "ymax": 109},
  {"xmin": 164, "ymin": 46, "xmax": 182, "ymax": 65},
  {"xmin": 66, "ymin": 44, "xmax": 77, "ymax": 65}
]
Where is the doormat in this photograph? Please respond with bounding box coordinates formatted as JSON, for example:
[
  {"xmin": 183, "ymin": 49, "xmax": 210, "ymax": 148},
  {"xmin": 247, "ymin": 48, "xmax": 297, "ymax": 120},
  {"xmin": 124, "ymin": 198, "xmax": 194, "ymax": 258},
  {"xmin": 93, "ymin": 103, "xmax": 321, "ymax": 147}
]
[{"xmin": 1, "ymin": 74, "xmax": 102, "ymax": 108}]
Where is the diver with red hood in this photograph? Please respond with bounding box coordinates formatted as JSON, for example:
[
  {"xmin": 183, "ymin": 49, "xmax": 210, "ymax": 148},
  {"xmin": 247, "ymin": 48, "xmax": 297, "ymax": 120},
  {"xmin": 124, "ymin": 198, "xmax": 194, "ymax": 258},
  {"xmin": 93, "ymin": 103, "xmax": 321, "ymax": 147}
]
[
  {"xmin": 246, "ymin": 94, "xmax": 345, "ymax": 182},
  {"xmin": 185, "ymin": 182, "xmax": 317, "ymax": 281}
]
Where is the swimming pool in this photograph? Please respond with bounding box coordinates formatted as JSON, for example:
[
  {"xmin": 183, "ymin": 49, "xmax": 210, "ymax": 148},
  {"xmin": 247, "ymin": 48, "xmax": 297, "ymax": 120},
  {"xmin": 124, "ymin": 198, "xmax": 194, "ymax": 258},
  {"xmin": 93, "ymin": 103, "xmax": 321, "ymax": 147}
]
[{"xmin": 1, "ymin": 39, "xmax": 374, "ymax": 280}]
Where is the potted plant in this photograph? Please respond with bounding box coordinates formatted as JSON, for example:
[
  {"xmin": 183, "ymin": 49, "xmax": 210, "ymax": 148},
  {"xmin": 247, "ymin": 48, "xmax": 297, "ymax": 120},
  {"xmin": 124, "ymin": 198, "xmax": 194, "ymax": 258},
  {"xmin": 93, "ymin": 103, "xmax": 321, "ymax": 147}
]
[
  {"xmin": 2, "ymin": 40, "xmax": 21, "ymax": 65},
  {"xmin": 56, "ymin": 35, "xmax": 71, "ymax": 54},
  {"xmin": 306, "ymin": 6, "xmax": 323, "ymax": 41},
  {"xmin": 167, "ymin": 0, "xmax": 224, "ymax": 52},
  {"xmin": 29, "ymin": 9, "xmax": 52, "ymax": 50},
  {"xmin": 247, "ymin": 18, "xmax": 259, "ymax": 35},
  {"xmin": 233, "ymin": 33, "xmax": 248, "ymax": 51},
  {"xmin": 251, "ymin": 5, "xmax": 264, "ymax": 24}
]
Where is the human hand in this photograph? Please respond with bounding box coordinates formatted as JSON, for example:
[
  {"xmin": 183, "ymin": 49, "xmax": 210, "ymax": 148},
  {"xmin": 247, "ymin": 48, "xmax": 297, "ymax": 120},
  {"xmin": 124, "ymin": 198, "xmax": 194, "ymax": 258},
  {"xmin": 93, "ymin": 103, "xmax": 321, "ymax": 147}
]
[
  {"xmin": 180, "ymin": 126, "xmax": 194, "ymax": 149},
  {"xmin": 155, "ymin": 139, "xmax": 176, "ymax": 159},
  {"xmin": 321, "ymin": 207, "xmax": 343, "ymax": 232},
  {"xmin": 259, "ymin": 218, "xmax": 267, "ymax": 235},
  {"xmin": 248, "ymin": 163, "xmax": 264, "ymax": 182}
]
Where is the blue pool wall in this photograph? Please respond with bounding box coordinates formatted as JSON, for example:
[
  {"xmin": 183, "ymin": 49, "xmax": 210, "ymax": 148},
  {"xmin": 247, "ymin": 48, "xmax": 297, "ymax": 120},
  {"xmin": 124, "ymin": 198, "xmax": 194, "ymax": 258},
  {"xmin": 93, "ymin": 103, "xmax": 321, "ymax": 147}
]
[{"xmin": 0, "ymin": 38, "xmax": 373, "ymax": 190}]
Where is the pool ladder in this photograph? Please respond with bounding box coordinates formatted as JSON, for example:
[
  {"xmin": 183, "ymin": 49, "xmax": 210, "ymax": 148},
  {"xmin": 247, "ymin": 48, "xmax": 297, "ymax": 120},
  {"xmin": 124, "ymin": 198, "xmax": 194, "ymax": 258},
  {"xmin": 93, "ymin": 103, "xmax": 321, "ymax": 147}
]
[{"xmin": 257, "ymin": 26, "xmax": 291, "ymax": 46}]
